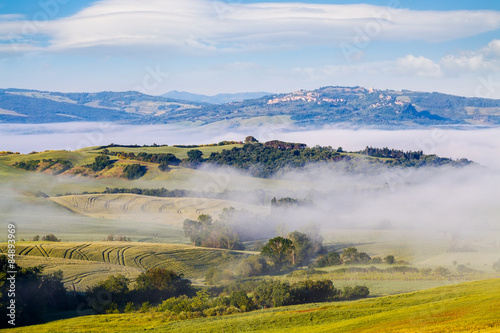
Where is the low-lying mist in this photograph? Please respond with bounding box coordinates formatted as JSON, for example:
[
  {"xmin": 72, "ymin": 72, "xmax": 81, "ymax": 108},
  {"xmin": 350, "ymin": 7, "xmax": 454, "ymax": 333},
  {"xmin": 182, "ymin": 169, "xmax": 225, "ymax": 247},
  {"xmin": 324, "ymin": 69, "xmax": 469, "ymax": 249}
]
[{"xmin": 1, "ymin": 122, "xmax": 499, "ymax": 245}]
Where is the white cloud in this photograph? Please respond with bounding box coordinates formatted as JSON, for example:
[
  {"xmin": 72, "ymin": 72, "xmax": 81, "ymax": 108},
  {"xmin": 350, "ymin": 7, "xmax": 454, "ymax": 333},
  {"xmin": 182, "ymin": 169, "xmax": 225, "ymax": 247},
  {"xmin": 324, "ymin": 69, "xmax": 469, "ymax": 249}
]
[
  {"xmin": 395, "ymin": 55, "xmax": 442, "ymax": 78},
  {"xmin": 441, "ymin": 39, "xmax": 500, "ymax": 73},
  {"xmin": 0, "ymin": 0, "xmax": 499, "ymax": 54}
]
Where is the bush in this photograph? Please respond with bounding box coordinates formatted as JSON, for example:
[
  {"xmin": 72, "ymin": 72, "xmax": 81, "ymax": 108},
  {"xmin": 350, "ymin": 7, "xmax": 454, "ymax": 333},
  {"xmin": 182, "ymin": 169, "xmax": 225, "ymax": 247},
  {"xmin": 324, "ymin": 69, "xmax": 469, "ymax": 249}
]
[
  {"xmin": 315, "ymin": 251, "xmax": 342, "ymax": 267},
  {"xmin": 291, "ymin": 280, "xmax": 340, "ymax": 303},
  {"xmin": 90, "ymin": 155, "xmax": 113, "ymax": 171},
  {"xmin": 124, "ymin": 302, "xmax": 135, "ymax": 313},
  {"xmin": 123, "ymin": 164, "xmax": 147, "ymax": 179},
  {"xmin": 342, "ymin": 285, "xmax": 370, "ymax": 300},
  {"xmin": 236, "ymin": 256, "xmax": 269, "ymax": 277},
  {"xmin": 41, "ymin": 234, "xmax": 60, "ymax": 242}
]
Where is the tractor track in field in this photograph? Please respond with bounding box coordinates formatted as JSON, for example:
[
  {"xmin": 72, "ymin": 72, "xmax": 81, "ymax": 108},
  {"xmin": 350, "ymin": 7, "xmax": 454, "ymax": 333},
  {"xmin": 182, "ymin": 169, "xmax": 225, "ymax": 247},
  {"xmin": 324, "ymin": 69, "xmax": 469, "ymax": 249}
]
[
  {"xmin": 33, "ymin": 245, "xmax": 46, "ymax": 257},
  {"xmin": 18, "ymin": 246, "xmax": 33, "ymax": 256},
  {"xmin": 74, "ymin": 244, "xmax": 91, "ymax": 261},
  {"xmin": 159, "ymin": 202, "xmax": 174, "ymax": 213},
  {"xmin": 66, "ymin": 271, "xmax": 100, "ymax": 285},
  {"xmin": 102, "ymin": 246, "xmax": 119, "ymax": 264},
  {"xmin": 131, "ymin": 253, "xmax": 149, "ymax": 270},
  {"xmin": 121, "ymin": 197, "xmax": 139, "ymax": 213},
  {"xmin": 116, "ymin": 246, "xmax": 132, "ymax": 266},
  {"xmin": 38, "ymin": 245, "xmax": 49, "ymax": 257},
  {"xmin": 140, "ymin": 200, "xmax": 154, "ymax": 213},
  {"xmin": 83, "ymin": 196, "xmax": 97, "ymax": 213},
  {"xmin": 104, "ymin": 195, "xmax": 121, "ymax": 214},
  {"xmin": 71, "ymin": 195, "xmax": 79, "ymax": 209}
]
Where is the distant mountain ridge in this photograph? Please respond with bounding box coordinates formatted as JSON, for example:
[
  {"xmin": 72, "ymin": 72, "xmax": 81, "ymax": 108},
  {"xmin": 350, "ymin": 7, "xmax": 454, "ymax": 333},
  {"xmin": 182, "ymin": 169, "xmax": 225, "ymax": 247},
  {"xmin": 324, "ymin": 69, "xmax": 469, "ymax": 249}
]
[
  {"xmin": 162, "ymin": 91, "xmax": 272, "ymax": 104},
  {"xmin": 1, "ymin": 86, "xmax": 500, "ymax": 127}
]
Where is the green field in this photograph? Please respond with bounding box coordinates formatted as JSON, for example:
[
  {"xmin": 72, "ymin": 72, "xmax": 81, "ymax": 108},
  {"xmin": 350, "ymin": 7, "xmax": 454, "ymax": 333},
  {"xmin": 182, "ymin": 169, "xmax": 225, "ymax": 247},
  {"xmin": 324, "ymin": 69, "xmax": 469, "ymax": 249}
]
[
  {"xmin": 3, "ymin": 279, "xmax": 499, "ymax": 333},
  {"xmin": 1, "ymin": 144, "xmax": 500, "ymax": 331}
]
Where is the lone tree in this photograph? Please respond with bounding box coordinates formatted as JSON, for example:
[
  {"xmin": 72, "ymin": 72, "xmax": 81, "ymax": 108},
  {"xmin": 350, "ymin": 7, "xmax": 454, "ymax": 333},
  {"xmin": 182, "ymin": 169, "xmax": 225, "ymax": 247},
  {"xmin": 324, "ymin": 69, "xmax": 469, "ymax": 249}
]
[
  {"xmin": 186, "ymin": 149, "xmax": 204, "ymax": 163},
  {"xmin": 261, "ymin": 237, "xmax": 295, "ymax": 270},
  {"xmin": 384, "ymin": 255, "xmax": 396, "ymax": 265}
]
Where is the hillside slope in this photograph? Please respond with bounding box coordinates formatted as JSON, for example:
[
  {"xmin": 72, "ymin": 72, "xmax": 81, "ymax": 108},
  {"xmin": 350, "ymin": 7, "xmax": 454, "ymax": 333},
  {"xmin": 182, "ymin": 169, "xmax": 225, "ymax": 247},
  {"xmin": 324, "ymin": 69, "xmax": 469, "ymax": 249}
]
[
  {"xmin": 2, "ymin": 86, "xmax": 500, "ymax": 126},
  {"xmin": 4, "ymin": 279, "xmax": 499, "ymax": 333}
]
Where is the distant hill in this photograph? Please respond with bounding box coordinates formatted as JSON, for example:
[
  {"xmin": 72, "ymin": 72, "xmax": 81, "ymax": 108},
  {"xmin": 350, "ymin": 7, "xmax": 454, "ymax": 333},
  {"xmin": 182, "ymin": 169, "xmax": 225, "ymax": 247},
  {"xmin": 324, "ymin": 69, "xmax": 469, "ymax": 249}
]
[
  {"xmin": 1, "ymin": 86, "xmax": 500, "ymax": 127},
  {"xmin": 162, "ymin": 90, "xmax": 272, "ymax": 104}
]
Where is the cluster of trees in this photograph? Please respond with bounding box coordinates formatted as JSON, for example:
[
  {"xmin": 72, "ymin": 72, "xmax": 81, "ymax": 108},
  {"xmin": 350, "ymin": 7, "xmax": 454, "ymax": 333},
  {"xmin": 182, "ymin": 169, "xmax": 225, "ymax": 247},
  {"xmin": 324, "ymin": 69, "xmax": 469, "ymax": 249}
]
[
  {"xmin": 260, "ymin": 232, "xmax": 324, "ymax": 270},
  {"xmin": 203, "ymin": 142, "xmax": 342, "ymax": 178},
  {"xmin": 123, "ymin": 164, "xmax": 147, "ymax": 179},
  {"xmin": 271, "ymin": 197, "xmax": 311, "ymax": 208},
  {"xmin": 106, "ymin": 234, "xmax": 131, "ymax": 242},
  {"xmin": 359, "ymin": 146, "xmax": 472, "ymax": 167},
  {"xmin": 89, "ymin": 155, "xmax": 114, "ymax": 172},
  {"xmin": 183, "ymin": 214, "xmax": 244, "ymax": 250},
  {"xmin": 85, "ymin": 270, "xmax": 369, "ymax": 320},
  {"xmin": 101, "ymin": 149, "xmax": 181, "ymax": 171},
  {"xmin": 13, "ymin": 159, "xmax": 73, "ymax": 172},
  {"xmin": 32, "ymin": 234, "xmax": 60, "ymax": 242},
  {"xmin": 315, "ymin": 247, "xmax": 399, "ymax": 267},
  {"xmin": 360, "ymin": 147, "xmax": 423, "ymax": 160},
  {"xmin": 0, "ymin": 257, "xmax": 78, "ymax": 328},
  {"xmin": 85, "ymin": 268, "xmax": 195, "ymax": 313},
  {"xmin": 264, "ymin": 140, "xmax": 307, "ymax": 150},
  {"xmin": 173, "ymin": 141, "xmax": 241, "ymax": 148}
]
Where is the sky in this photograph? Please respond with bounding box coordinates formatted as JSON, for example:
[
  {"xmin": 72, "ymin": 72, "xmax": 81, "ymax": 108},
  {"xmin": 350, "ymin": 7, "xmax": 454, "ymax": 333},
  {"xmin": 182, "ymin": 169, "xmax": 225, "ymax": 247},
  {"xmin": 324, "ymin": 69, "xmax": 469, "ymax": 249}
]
[{"xmin": 0, "ymin": 0, "xmax": 499, "ymax": 97}]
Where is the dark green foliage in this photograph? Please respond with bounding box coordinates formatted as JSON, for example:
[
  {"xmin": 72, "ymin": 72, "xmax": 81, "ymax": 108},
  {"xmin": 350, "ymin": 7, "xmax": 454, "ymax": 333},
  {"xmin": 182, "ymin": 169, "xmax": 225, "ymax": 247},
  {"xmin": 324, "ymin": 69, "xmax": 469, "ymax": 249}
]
[
  {"xmin": 342, "ymin": 285, "xmax": 370, "ymax": 300},
  {"xmin": 187, "ymin": 149, "xmax": 203, "ymax": 162},
  {"xmin": 254, "ymin": 280, "xmax": 292, "ymax": 308},
  {"xmin": 134, "ymin": 268, "xmax": 194, "ymax": 303},
  {"xmin": 86, "ymin": 274, "xmax": 131, "ymax": 312},
  {"xmin": 384, "ymin": 255, "xmax": 396, "ymax": 265},
  {"xmin": 291, "ymin": 280, "xmax": 340, "ymax": 303},
  {"xmin": 287, "ymin": 231, "xmax": 314, "ymax": 266},
  {"xmin": 123, "ymin": 164, "xmax": 147, "ymax": 179},
  {"xmin": 315, "ymin": 251, "xmax": 343, "ymax": 267},
  {"xmin": 341, "ymin": 247, "xmax": 371, "ymax": 265},
  {"xmin": 0, "ymin": 256, "xmax": 76, "ymax": 328},
  {"xmin": 90, "ymin": 155, "xmax": 113, "ymax": 171},
  {"xmin": 360, "ymin": 146, "xmax": 472, "ymax": 167},
  {"xmin": 261, "ymin": 237, "xmax": 295, "ymax": 269},
  {"xmin": 13, "ymin": 159, "xmax": 73, "ymax": 173},
  {"xmin": 229, "ymin": 290, "xmax": 254, "ymax": 312},
  {"xmin": 103, "ymin": 150, "xmax": 181, "ymax": 166},
  {"xmin": 41, "ymin": 234, "xmax": 60, "ymax": 242},
  {"xmin": 271, "ymin": 197, "xmax": 310, "ymax": 208},
  {"xmin": 206, "ymin": 142, "xmax": 341, "ymax": 178},
  {"xmin": 13, "ymin": 159, "xmax": 40, "ymax": 171}
]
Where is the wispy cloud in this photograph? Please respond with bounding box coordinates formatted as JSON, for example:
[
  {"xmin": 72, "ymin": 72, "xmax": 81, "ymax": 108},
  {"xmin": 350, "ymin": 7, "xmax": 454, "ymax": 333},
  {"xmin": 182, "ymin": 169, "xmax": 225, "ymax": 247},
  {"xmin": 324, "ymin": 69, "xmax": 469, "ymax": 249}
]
[{"xmin": 1, "ymin": 0, "xmax": 500, "ymax": 55}]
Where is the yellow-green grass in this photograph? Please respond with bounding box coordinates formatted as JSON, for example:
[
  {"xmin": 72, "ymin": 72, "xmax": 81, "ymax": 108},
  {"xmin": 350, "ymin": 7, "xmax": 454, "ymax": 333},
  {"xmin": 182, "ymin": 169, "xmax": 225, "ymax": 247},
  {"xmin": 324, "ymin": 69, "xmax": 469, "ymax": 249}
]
[
  {"xmin": 51, "ymin": 193, "xmax": 270, "ymax": 227},
  {"xmin": 0, "ymin": 242, "xmax": 250, "ymax": 281},
  {"xmin": 97, "ymin": 144, "xmax": 244, "ymax": 159},
  {"xmin": 14, "ymin": 255, "xmax": 143, "ymax": 292},
  {"xmin": 4, "ymin": 279, "xmax": 500, "ymax": 333},
  {"xmin": 323, "ymin": 228, "xmax": 500, "ymax": 273}
]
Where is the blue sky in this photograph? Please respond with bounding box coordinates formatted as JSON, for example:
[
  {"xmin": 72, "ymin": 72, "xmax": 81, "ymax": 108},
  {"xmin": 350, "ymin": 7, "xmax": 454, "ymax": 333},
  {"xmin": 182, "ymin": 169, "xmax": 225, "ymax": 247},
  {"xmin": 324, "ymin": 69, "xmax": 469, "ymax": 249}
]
[{"xmin": 0, "ymin": 0, "xmax": 499, "ymax": 97}]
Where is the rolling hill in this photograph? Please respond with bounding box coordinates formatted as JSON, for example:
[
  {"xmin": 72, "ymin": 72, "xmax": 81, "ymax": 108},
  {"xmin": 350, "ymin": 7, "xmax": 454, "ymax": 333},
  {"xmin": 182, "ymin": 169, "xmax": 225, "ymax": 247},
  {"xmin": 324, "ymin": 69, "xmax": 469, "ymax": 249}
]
[
  {"xmin": 2, "ymin": 86, "xmax": 500, "ymax": 126},
  {"xmin": 3, "ymin": 278, "xmax": 499, "ymax": 332}
]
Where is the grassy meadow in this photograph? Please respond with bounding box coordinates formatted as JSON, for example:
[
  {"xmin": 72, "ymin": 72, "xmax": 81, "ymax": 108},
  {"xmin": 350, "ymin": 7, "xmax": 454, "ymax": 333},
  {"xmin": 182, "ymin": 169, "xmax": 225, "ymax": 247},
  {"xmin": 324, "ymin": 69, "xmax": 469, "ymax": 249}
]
[
  {"xmin": 2, "ymin": 278, "xmax": 499, "ymax": 333},
  {"xmin": 1, "ymin": 144, "xmax": 499, "ymax": 331}
]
